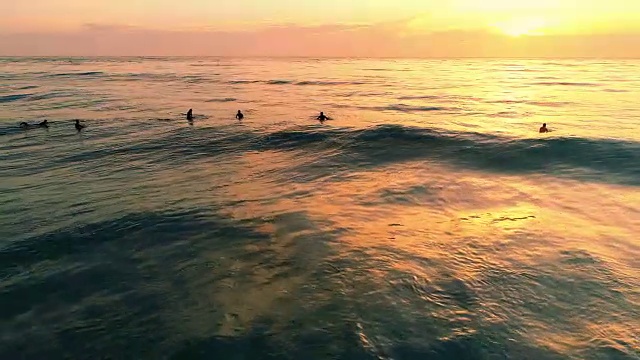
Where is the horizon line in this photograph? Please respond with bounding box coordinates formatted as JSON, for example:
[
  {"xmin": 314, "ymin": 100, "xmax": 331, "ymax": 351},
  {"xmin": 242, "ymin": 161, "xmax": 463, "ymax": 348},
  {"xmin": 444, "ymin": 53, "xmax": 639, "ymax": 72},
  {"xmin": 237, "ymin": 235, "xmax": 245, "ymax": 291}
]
[{"xmin": 2, "ymin": 55, "xmax": 640, "ymax": 60}]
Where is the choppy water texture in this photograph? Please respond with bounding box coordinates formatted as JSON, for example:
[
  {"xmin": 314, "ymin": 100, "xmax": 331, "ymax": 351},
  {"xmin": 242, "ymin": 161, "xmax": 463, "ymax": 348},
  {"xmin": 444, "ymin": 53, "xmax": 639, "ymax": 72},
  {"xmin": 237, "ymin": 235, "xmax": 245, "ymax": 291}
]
[{"xmin": 1, "ymin": 57, "xmax": 639, "ymax": 359}]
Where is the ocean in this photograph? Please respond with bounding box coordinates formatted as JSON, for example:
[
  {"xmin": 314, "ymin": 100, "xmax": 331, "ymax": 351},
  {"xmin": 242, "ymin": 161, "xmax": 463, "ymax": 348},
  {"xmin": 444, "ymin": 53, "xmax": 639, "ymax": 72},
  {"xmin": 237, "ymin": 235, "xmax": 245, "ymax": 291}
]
[{"xmin": 0, "ymin": 57, "xmax": 639, "ymax": 359}]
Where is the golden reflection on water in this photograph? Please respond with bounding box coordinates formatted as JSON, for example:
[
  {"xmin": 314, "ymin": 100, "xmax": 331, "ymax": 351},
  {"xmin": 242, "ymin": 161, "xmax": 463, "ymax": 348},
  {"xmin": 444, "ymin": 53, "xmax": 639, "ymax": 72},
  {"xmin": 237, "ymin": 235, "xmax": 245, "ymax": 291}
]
[
  {"xmin": 34, "ymin": 126, "xmax": 635, "ymax": 351},
  {"xmin": 168, "ymin": 146, "xmax": 640, "ymax": 277},
  {"xmin": 182, "ymin": 147, "xmax": 640, "ymax": 349},
  {"xmin": 3, "ymin": 58, "xmax": 640, "ymax": 358},
  {"xmin": 6, "ymin": 58, "xmax": 640, "ymax": 142}
]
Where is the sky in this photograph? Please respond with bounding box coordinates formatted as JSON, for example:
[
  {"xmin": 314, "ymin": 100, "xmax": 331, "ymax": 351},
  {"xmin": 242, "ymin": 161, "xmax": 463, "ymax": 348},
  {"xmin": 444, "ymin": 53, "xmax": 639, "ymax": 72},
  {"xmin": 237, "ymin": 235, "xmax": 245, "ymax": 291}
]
[{"xmin": 1, "ymin": 0, "xmax": 640, "ymax": 57}]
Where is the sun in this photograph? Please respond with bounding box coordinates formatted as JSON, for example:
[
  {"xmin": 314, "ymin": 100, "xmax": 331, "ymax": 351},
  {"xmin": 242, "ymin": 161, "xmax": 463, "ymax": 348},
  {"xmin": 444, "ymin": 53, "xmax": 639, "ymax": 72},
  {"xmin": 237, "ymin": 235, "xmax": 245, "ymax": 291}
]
[{"xmin": 493, "ymin": 17, "xmax": 548, "ymax": 37}]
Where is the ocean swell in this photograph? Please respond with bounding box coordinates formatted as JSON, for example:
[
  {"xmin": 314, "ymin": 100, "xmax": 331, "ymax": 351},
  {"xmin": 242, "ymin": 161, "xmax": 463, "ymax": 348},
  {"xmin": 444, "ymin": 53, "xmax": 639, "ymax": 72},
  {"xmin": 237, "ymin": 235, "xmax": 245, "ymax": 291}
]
[
  {"xmin": 44, "ymin": 71, "xmax": 105, "ymax": 78},
  {"xmin": 39, "ymin": 124, "xmax": 640, "ymax": 187}
]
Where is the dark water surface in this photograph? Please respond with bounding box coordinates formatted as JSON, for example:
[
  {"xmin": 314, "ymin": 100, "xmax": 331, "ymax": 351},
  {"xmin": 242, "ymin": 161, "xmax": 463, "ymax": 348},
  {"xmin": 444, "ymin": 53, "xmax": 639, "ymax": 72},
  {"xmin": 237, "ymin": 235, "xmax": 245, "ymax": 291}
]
[{"xmin": 1, "ymin": 58, "xmax": 639, "ymax": 359}]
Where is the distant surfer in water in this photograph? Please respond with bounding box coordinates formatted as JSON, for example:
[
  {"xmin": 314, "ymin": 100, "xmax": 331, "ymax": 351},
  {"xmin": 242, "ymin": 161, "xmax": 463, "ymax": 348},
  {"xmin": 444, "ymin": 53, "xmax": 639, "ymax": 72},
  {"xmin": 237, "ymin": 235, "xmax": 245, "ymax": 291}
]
[
  {"xmin": 19, "ymin": 120, "xmax": 48, "ymax": 129},
  {"xmin": 75, "ymin": 120, "xmax": 85, "ymax": 132},
  {"xmin": 539, "ymin": 123, "xmax": 549, "ymax": 133},
  {"xmin": 236, "ymin": 110, "xmax": 244, "ymax": 120},
  {"xmin": 187, "ymin": 109, "xmax": 193, "ymax": 121},
  {"xmin": 317, "ymin": 112, "xmax": 330, "ymax": 122}
]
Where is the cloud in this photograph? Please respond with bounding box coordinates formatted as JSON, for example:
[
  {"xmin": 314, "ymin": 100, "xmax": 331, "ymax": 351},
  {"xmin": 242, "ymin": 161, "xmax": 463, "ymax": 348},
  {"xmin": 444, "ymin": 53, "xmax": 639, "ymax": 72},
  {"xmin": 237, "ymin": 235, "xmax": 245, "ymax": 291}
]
[{"xmin": 0, "ymin": 21, "xmax": 639, "ymax": 57}]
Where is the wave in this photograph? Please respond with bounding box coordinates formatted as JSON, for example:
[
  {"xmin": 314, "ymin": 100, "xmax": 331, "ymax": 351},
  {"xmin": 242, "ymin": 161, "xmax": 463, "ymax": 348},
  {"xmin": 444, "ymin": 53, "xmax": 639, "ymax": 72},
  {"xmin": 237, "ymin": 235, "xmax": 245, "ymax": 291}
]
[
  {"xmin": 205, "ymin": 98, "xmax": 237, "ymax": 103},
  {"xmin": 28, "ymin": 91, "xmax": 75, "ymax": 101},
  {"xmin": 44, "ymin": 71, "xmax": 105, "ymax": 78},
  {"xmin": 0, "ymin": 93, "xmax": 32, "ymax": 103},
  {"xmin": 542, "ymin": 62, "xmax": 582, "ymax": 67},
  {"xmin": 183, "ymin": 75, "xmax": 209, "ymax": 83},
  {"xmin": 528, "ymin": 101, "xmax": 571, "ymax": 107},
  {"xmin": 258, "ymin": 125, "xmax": 640, "ymax": 185},
  {"xmin": 226, "ymin": 80, "xmax": 366, "ymax": 86},
  {"xmin": 498, "ymin": 64, "xmax": 541, "ymax": 72},
  {"xmin": 37, "ymin": 71, "xmax": 214, "ymax": 82},
  {"xmin": 228, "ymin": 80, "xmax": 262, "ymax": 84},
  {"xmin": 533, "ymin": 82, "xmax": 600, "ymax": 87},
  {"xmin": 0, "ymin": 91, "xmax": 78, "ymax": 103},
  {"xmin": 397, "ymin": 95, "xmax": 441, "ymax": 100},
  {"xmin": 489, "ymin": 111, "xmax": 530, "ymax": 118},
  {"xmin": 15, "ymin": 85, "xmax": 39, "ymax": 90},
  {"xmin": 64, "ymin": 124, "xmax": 639, "ymax": 187},
  {"xmin": 267, "ymin": 80, "xmax": 292, "ymax": 85},
  {"xmin": 364, "ymin": 104, "xmax": 451, "ymax": 112},
  {"xmin": 114, "ymin": 72, "xmax": 185, "ymax": 82},
  {"xmin": 489, "ymin": 100, "xmax": 571, "ymax": 107},
  {"xmin": 295, "ymin": 81, "xmax": 367, "ymax": 86},
  {"xmin": 7, "ymin": 122, "xmax": 638, "ymax": 186}
]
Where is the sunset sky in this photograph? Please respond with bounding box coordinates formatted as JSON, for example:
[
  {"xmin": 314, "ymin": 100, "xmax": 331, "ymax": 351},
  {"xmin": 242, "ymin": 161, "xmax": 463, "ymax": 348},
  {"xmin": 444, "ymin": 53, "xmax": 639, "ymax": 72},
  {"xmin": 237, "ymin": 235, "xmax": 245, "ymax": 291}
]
[{"xmin": 2, "ymin": 0, "xmax": 639, "ymax": 57}]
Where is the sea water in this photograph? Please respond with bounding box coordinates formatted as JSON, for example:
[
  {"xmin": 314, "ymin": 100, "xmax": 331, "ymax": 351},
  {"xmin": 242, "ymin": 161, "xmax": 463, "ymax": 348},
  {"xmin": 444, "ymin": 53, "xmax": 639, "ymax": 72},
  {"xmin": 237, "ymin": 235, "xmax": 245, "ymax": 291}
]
[{"xmin": 0, "ymin": 57, "xmax": 639, "ymax": 359}]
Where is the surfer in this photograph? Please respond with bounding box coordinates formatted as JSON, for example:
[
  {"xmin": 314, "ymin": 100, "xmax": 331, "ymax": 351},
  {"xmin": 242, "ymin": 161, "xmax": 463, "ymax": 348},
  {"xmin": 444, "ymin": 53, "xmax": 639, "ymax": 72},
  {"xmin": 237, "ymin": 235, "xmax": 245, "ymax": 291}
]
[
  {"xmin": 236, "ymin": 110, "xmax": 244, "ymax": 120},
  {"xmin": 317, "ymin": 112, "xmax": 330, "ymax": 122},
  {"xmin": 187, "ymin": 109, "xmax": 193, "ymax": 121},
  {"xmin": 539, "ymin": 123, "xmax": 549, "ymax": 133},
  {"xmin": 20, "ymin": 120, "xmax": 48, "ymax": 129},
  {"xmin": 75, "ymin": 120, "xmax": 85, "ymax": 132}
]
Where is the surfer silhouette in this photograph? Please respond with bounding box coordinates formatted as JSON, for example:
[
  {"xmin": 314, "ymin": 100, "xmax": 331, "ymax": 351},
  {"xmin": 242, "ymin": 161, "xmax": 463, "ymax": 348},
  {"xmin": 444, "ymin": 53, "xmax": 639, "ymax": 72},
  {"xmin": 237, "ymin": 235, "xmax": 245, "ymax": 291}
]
[
  {"xmin": 236, "ymin": 110, "xmax": 244, "ymax": 120},
  {"xmin": 317, "ymin": 112, "xmax": 330, "ymax": 122},
  {"xmin": 75, "ymin": 120, "xmax": 85, "ymax": 132},
  {"xmin": 20, "ymin": 120, "xmax": 48, "ymax": 130},
  {"xmin": 539, "ymin": 123, "xmax": 549, "ymax": 133},
  {"xmin": 187, "ymin": 109, "xmax": 193, "ymax": 121}
]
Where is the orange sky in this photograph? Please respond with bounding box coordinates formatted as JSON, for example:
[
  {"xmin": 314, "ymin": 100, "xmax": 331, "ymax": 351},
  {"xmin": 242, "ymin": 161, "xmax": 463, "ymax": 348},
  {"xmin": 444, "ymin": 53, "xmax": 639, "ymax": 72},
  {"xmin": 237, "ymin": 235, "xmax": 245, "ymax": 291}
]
[{"xmin": 1, "ymin": 0, "xmax": 639, "ymax": 57}]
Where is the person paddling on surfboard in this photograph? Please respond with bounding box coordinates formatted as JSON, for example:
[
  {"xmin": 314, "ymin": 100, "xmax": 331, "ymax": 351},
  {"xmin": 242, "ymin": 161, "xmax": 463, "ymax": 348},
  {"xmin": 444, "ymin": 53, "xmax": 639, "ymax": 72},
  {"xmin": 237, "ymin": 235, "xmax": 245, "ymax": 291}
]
[
  {"xmin": 20, "ymin": 120, "xmax": 48, "ymax": 129},
  {"xmin": 75, "ymin": 120, "xmax": 85, "ymax": 132},
  {"xmin": 317, "ymin": 112, "xmax": 331, "ymax": 122},
  {"xmin": 539, "ymin": 123, "xmax": 549, "ymax": 133}
]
